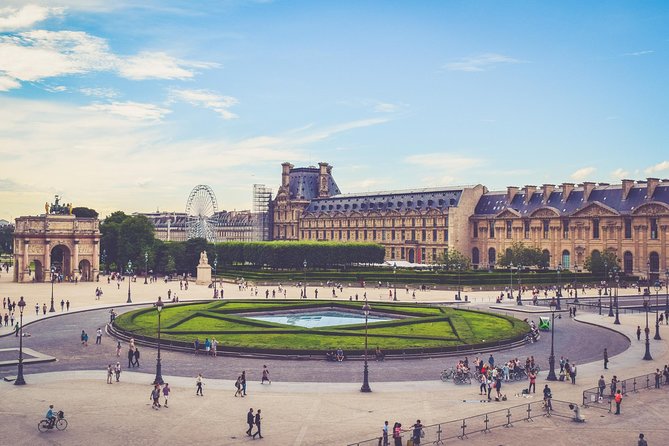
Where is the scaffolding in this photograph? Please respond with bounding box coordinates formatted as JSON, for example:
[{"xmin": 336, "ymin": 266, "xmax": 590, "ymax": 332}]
[{"xmin": 252, "ymin": 184, "xmax": 272, "ymax": 241}]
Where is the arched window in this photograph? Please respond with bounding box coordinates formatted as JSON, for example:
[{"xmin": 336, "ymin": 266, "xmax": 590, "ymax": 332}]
[
  {"xmin": 542, "ymin": 249, "xmax": 550, "ymax": 268},
  {"xmin": 649, "ymin": 252, "xmax": 660, "ymax": 282},
  {"xmin": 472, "ymin": 247, "xmax": 480, "ymax": 268},
  {"xmin": 623, "ymin": 251, "xmax": 633, "ymax": 274},
  {"xmin": 561, "ymin": 250, "xmax": 570, "ymax": 269},
  {"xmin": 488, "ymin": 247, "xmax": 496, "ymax": 267}
]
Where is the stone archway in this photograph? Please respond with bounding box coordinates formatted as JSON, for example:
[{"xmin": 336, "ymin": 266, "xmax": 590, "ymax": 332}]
[
  {"xmin": 32, "ymin": 259, "xmax": 43, "ymax": 282},
  {"xmin": 51, "ymin": 245, "xmax": 71, "ymax": 278},
  {"xmin": 79, "ymin": 259, "xmax": 92, "ymax": 281}
]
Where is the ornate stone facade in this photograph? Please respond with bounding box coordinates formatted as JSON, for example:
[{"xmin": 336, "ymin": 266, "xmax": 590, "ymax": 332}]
[
  {"xmin": 13, "ymin": 204, "xmax": 101, "ymax": 282},
  {"xmin": 470, "ymin": 179, "xmax": 669, "ymax": 281}
]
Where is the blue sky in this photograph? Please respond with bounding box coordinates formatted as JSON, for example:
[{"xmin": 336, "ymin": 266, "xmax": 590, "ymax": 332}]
[{"xmin": 1, "ymin": 0, "xmax": 667, "ymax": 221}]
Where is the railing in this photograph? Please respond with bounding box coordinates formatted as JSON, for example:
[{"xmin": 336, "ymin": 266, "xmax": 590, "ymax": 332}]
[
  {"xmin": 582, "ymin": 371, "xmax": 666, "ymax": 412},
  {"xmin": 347, "ymin": 399, "xmax": 577, "ymax": 446}
]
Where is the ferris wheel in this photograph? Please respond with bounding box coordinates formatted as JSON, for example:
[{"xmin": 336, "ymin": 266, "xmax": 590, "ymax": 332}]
[{"xmin": 185, "ymin": 185, "xmax": 219, "ymax": 242}]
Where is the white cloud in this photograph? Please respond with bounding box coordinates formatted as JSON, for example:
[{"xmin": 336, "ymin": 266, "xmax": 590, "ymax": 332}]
[
  {"xmin": 0, "ymin": 30, "xmax": 216, "ymax": 89},
  {"xmin": 0, "ymin": 5, "xmax": 62, "ymax": 32},
  {"xmin": 374, "ymin": 102, "xmax": 401, "ymax": 113},
  {"xmin": 645, "ymin": 161, "xmax": 669, "ymax": 175},
  {"xmin": 82, "ymin": 101, "xmax": 171, "ymax": 122},
  {"xmin": 119, "ymin": 52, "xmax": 217, "ymax": 80},
  {"xmin": 444, "ymin": 53, "xmax": 521, "ymax": 72},
  {"xmin": 610, "ymin": 168, "xmax": 630, "ymax": 179},
  {"xmin": 623, "ymin": 50, "xmax": 654, "ymax": 57},
  {"xmin": 570, "ymin": 166, "xmax": 596, "ymax": 181},
  {"xmin": 80, "ymin": 87, "xmax": 119, "ymax": 98},
  {"xmin": 170, "ymin": 88, "xmax": 238, "ymax": 119},
  {"xmin": 405, "ymin": 153, "xmax": 484, "ymax": 170},
  {"xmin": 0, "ymin": 74, "xmax": 21, "ymax": 91}
]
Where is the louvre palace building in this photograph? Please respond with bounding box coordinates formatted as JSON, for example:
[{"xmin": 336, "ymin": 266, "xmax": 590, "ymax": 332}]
[{"xmin": 272, "ymin": 162, "xmax": 669, "ymax": 281}]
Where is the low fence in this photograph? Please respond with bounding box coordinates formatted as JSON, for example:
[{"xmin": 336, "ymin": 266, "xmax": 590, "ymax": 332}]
[
  {"xmin": 346, "ymin": 399, "xmax": 577, "ymax": 446},
  {"xmin": 582, "ymin": 371, "xmax": 666, "ymax": 412}
]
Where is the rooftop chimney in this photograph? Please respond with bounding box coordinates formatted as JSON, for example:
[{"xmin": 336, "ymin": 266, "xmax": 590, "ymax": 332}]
[
  {"xmin": 542, "ymin": 184, "xmax": 555, "ymax": 203},
  {"xmin": 523, "ymin": 185, "xmax": 537, "ymax": 204},
  {"xmin": 621, "ymin": 179, "xmax": 634, "ymax": 200},
  {"xmin": 647, "ymin": 177, "xmax": 659, "ymax": 198},
  {"xmin": 507, "ymin": 186, "xmax": 519, "ymax": 203},
  {"xmin": 582, "ymin": 181, "xmax": 595, "ymax": 201},
  {"xmin": 561, "ymin": 183, "xmax": 574, "ymax": 202},
  {"xmin": 281, "ymin": 162, "xmax": 293, "ymax": 188},
  {"xmin": 318, "ymin": 162, "xmax": 330, "ymax": 198}
]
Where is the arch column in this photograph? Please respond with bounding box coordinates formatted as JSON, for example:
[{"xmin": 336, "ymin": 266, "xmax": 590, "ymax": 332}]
[
  {"xmin": 43, "ymin": 239, "xmax": 51, "ymax": 282},
  {"xmin": 73, "ymin": 240, "xmax": 80, "ymax": 276},
  {"xmin": 661, "ymin": 225, "xmax": 668, "ymax": 272},
  {"xmin": 22, "ymin": 240, "xmax": 29, "ymax": 282}
]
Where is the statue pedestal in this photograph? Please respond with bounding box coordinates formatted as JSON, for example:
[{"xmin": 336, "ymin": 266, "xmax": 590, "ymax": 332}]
[{"xmin": 196, "ymin": 264, "xmax": 211, "ymax": 285}]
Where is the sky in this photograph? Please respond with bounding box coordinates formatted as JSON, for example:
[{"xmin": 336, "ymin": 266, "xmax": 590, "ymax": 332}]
[{"xmin": 1, "ymin": 0, "xmax": 668, "ymax": 221}]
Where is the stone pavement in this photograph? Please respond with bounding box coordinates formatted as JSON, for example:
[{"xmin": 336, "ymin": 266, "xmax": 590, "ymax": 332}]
[{"xmin": 2, "ymin": 267, "xmax": 669, "ymax": 445}]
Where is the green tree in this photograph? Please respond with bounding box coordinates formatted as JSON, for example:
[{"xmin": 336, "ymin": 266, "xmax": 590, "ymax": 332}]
[
  {"xmin": 584, "ymin": 248, "xmax": 619, "ymax": 275},
  {"xmin": 498, "ymin": 242, "xmax": 544, "ymax": 268},
  {"xmin": 71, "ymin": 207, "xmax": 99, "ymax": 218},
  {"xmin": 436, "ymin": 248, "xmax": 471, "ymax": 270},
  {"xmin": 0, "ymin": 224, "xmax": 13, "ymax": 255}
]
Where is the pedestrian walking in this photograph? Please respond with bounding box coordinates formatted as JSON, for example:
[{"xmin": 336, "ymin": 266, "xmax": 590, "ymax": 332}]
[
  {"xmin": 127, "ymin": 348, "xmax": 134, "ymax": 368},
  {"xmin": 96, "ymin": 327, "xmax": 102, "ymax": 345},
  {"xmin": 133, "ymin": 348, "xmax": 140, "ymax": 367},
  {"xmin": 107, "ymin": 364, "xmax": 113, "ymax": 384},
  {"xmin": 614, "ymin": 389, "xmax": 622, "ymax": 414},
  {"xmin": 392, "ymin": 422, "xmax": 402, "ymax": 446},
  {"xmin": 241, "ymin": 370, "xmax": 247, "ymax": 396},
  {"xmin": 60, "ymin": 299, "xmax": 64, "ymax": 311},
  {"xmin": 66, "ymin": 300, "xmax": 70, "ymax": 311},
  {"xmin": 528, "ymin": 370, "xmax": 537, "ymax": 393},
  {"xmin": 252, "ymin": 409, "xmax": 263, "ymax": 439},
  {"xmin": 637, "ymin": 325, "xmax": 642, "ymax": 341},
  {"xmin": 598, "ymin": 375, "xmax": 606, "ymax": 398},
  {"xmin": 603, "ymin": 348, "xmax": 608, "ymax": 369},
  {"xmin": 114, "ymin": 362, "xmax": 121, "ymax": 382},
  {"xmin": 151, "ymin": 384, "xmax": 161, "ymax": 409},
  {"xmin": 246, "ymin": 408, "xmax": 255, "ymax": 436},
  {"xmin": 235, "ymin": 375, "xmax": 243, "ymax": 397},
  {"xmin": 163, "ymin": 383, "xmax": 170, "ymax": 407},
  {"xmin": 543, "ymin": 384, "xmax": 553, "ymax": 412},
  {"xmin": 638, "ymin": 433, "xmax": 648, "ymax": 446},
  {"xmin": 382, "ymin": 420, "xmax": 389, "ymax": 446},
  {"xmin": 116, "ymin": 341, "xmax": 122, "ymax": 357},
  {"xmin": 610, "ymin": 375, "xmax": 619, "ymax": 397},
  {"xmin": 570, "ymin": 362, "xmax": 577, "ymax": 384},
  {"xmin": 261, "ymin": 365, "xmax": 271, "ymax": 384},
  {"xmin": 655, "ymin": 368, "xmax": 662, "ymax": 389},
  {"xmin": 196, "ymin": 373, "xmax": 204, "ymax": 396},
  {"xmin": 35, "ymin": 303, "xmax": 39, "ymax": 315}
]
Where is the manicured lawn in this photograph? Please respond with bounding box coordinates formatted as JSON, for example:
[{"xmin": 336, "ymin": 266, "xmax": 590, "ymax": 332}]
[{"xmin": 114, "ymin": 300, "xmax": 528, "ymax": 352}]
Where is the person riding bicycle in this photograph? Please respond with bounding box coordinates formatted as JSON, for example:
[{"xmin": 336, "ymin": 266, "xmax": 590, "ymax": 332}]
[{"xmin": 46, "ymin": 405, "xmax": 56, "ymax": 428}]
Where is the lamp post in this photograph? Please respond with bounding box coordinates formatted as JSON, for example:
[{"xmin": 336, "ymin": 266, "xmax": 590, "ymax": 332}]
[
  {"xmin": 303, "ymin": 259, "xmax": 307, "ymax": 299},
  {"xmin": 556, "ymin": 264, "xmax": 562, "ymax": 310},
  {"xmin": 153, "ymin": 296, "xmax": 164, "ymax": 385},
  {"xmin": 607, "ymin": 271, "xmax": 614, "ymax": 317},
  {"xmin": 144, "ymin": 251, "xmax": 148, "ymax": 284},
  {"xmin": 126, "ymin": 260, "xmax": 133, "ymax": 304},
  {"xmin": 643, "ymin": 293, "xmax": 653, "ymax": 360},
  {"xmin": 516, "ymin": 264, "xmax": 523, "ymax": 306},
  {"xmin": 360, "ymin": 299, "xmax": 372, "ymax": 393},
  {"xmin": 212, "ymin": 255, "xmax": 218, "ymax": 298},
  {"xmin": 614, "ymin": 269, "xmax": 621, "ymax": 325},
  {"xmin": 509, "ymin": 262, "xmax": 514, "ymax": 299},
  {"xmin": 654, "ymin": 281, "xmax": 661, "ymax": 340},
  {"xmin": 457, "ymin": 263, "xmax": 462, "ymax": 301},
  {"xmin": 15, "ymin": 296, "xmax": 26, "ymax": 385},
  {"xmin": 49, "ymin": 266, "xmax": 56, "ymax": 312},
  {"xmin": 573, "ymin": 264, "xmax": 579, "ymax": 304},
  {"xmin": 101, "ymin": 249, "xmax": 106, "ymax": 275},
  {"xmin": 393, "ymin": 262, "xmax": 397, "ymax": 301},
  {"xmin": 604, "ymin": 261, "xmax": 608, "ymax": 296},
  {"xmin": 546, "ymin": 307, "xmax": 558, "ymax": 381}
]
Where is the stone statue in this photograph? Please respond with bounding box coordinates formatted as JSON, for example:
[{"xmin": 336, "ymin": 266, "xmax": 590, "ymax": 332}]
[
  {"xmin": 199, "ymin": 251, "xmax": 209, "ymax": 266},
  {"xmin": 45, "ymin": 202, "xmax": 50, "ymax": 214}
]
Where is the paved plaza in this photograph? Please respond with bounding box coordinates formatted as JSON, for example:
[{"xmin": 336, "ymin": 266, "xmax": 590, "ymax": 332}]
[{"xmin": 2, "ymin": 269, "xmax": 669, "ymax": 445}]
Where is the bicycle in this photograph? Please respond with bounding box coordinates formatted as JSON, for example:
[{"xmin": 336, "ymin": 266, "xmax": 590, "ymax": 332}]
[
  {"xmin": 440, "ymin": 368, "xmax": 455, "ymax": 381},
  {"xmin": 38, "ymin": 410, "xmax": 67, "ymax": 433},
  {"xmin": 453, "ymin": 371, "xmax": 472, "ymax": 385}
]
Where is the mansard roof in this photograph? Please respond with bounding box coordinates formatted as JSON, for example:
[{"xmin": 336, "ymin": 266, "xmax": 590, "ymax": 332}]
[
  {"xmin": 288, "ymin": 167, "xmax": 341, "ymax": 201},
  {"xmin": 306, "ymin": 186, "xmax": 468, "ymax": 215},
  {"xmin": 474, "ymin": 182, "xmax": 669, "ymax": 217}
]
